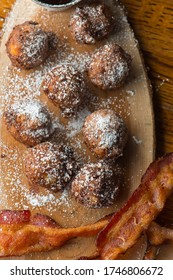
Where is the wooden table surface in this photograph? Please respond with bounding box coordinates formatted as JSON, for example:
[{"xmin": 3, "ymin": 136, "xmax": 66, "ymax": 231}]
[{"xmin": 0, "ymin": 0, "xmax": 173, "ymax": 223}]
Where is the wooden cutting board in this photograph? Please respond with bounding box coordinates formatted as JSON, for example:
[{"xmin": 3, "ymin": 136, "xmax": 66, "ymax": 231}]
[{"xmin": 0, "ymin": 0, "xmax": 154, "ymax": 259}]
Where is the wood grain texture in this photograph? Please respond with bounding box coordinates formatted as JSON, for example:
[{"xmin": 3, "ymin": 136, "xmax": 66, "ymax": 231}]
[
  {"xmin": 0, "ymin": 0, "xmax": 173, "ymax": 256},
  {"xmin": 0, "ymin": 0, "xmax": 154, "ymax": 259},
  {"xmin": 120, "ymin": 0, "xmax": 173, "ymax": 226},
  {"xmin": 121, "ymin": 0, "xmax": 173, "ymax": 157}
]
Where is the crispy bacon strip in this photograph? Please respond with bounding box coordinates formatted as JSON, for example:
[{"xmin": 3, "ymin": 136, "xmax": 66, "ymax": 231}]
[
  {"xmin": 147, "ymin": 221, "xmax": 173, "ymax": 245},
  {"xmin": 97, "ymin": 153, "xmax": 173, "ymax": 259},
  {"xmin": 0, "ymin": 210, "xmax": 111, "ymax": 257}
]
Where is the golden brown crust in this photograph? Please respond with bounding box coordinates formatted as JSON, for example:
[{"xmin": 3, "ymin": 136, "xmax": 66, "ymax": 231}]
[
  {"xmin": 82, "ymin": 109, "xmax": 128, "ymax": 159},
  {"xmin": 3, "ymin": 100, "xmax": 54, "ymax": 147},
  {"xmin": 6, "ymin": 21, "xmax": 57, "ymax": 70},
  {"xmin": 88, "ymin": 43, "xmax": 132, "ymax": 90},
  {"xmin": 71, "ymin": 161, "xmax": 122, "ymax": 208},
  {"xmin": 42, "ymin": 64, "xmax": 89, "ymax": 118},
  {"xmin": 24, "ymin": 142, "xmax": 77, "ymax": 192}
]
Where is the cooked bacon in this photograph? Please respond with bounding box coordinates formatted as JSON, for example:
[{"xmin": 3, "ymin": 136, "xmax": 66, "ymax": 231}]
[
  {"xmin": 143, "ymin": 245, "xmax": 159, "ymax": 260},
  {"xmin": 1, "ymin": 153, "xmax": 173, "ymax": 258},
  {"xmin": 30, "ymin": 213, "xmax": 61, "ymax": 228},
  {"xmin": 144, "ymin": 221, "xmax": 173, "ymax": 260},
  {"xmin": 0, "ymin": 210, "xmax": 111, "ymax": 257},
  {"xmin": 78, "ymin": 253, "xmax": 100, "ymax": 260},
  {"xmin": 0, "ymin": 210, "xmax": 31, "ymax": 224},
  {"xmin": 97, "ymin": 153, "xmax": 173, "ymax": 259},
  {"xmin": 147, "ymin": 221, "xmax": 173, "ymax": 245}
]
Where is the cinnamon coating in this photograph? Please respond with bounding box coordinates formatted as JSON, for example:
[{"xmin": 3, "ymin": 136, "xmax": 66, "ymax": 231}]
[
  {"xmin": 24, "ymin": 142, "xmax": 77, "ymax": 192},
  {"xmin": 88, "ymin": 43, "xmax": 132, "ymax": 90},
  {"xmin": 3, "ymin": 100, "xmax": 54, "ymax": 147},
  {"xmin": 82, "ymin": 109, "xmax": 128, "ymax": 159},
  {"xmin": 69, "ymin": 3, "xmax": 114, "ymax": 44},
  {"xmin": 71, "ymin": 161, "xmax": 122, "ymax": 208},
  {"xmin": 42, "ymin": 64, "xmax": 89, "ymax": 118},
  {"xmin": 6, "ymin": 21, "xmax": 57, "ymax": 70}
]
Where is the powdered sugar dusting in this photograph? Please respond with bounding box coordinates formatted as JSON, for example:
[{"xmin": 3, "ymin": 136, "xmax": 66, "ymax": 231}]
[
  {"xmin": 69, "ymin": 2, "xmax": 114, "ymax": 44},
  {"xmin": 66, "ymin": 108, "xmax": 91, "ymax": 138},
  {"xmin": 25, "ymin": 189, "xmax": 69, "ymax": 208},
  {"xmin": 0, "ymin": 141, "xmax": 72, "ymax": 213},
  {"xmin": 0, "ymin": 49, "xmax": 92, "ymax": 213},
  {"xmin": 83, "ymin": 109, "xmax": 128, "ymax": 160},
  {"xmin": 42, "ymin": 63, "xmax": 90, "ymax": 117},
  {"xmin": 23, "ymin": 28, "xmax": 48, "ymax": 59},
  {"xmin": 10, "ymin": 99, "xmax": 48, "ymax": 122},
  {"xmin": 3, "ymin": 99, "xmax": 54, "ymax": 146},
  {"xmin": 0, "ymin": 50, "xmax": 91, "ymax": 110},
  {"xmin": 88, "ymin": 42, "xmax": 131, "ymax": 90},
  {"xmin": 0, "ymin": 0, "xmax": 150, "ymax": 230},
  {"xmin": 94, "ymin": 113, "xmax": 119, "ymax": 148},
  {"xmin": 71, "ymin": 161, "xmax": 121, "ymax": 208}
]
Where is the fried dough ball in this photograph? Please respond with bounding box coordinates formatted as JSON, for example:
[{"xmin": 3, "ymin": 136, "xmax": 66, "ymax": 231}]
[
  {"xmin": 88, "ymin": 43, "xmax": 132, "ymax": 90},
  {"xmin": 42, "ymin": 64, "xmax": 88, "ymax": 118},
  {"xmin": 69, "ymin": 3, "xmax": 114, "ymax": 44},
  {"xmin": 3, "ymin": 100, "xmax": 54, "ymax": 146},
  {"xmin": 82, "ymin": 109, "xmax": 128, "ymax": 159},
  {"xmin": 24, "ymin": 142, "xmax": 77, "ymax": 192},
  {"xmin": 71, "ymin": 161, "xmax": 121, "ymax": 208},
  {"xmin": 6, "ymin": 21, "xmax": 57, "ymax": 69}
]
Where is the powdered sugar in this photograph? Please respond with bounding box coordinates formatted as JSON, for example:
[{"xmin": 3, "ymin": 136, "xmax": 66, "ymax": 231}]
[
  {"xmin": 69, "ymin": 3, "xmax": 114, "ymax": 44},
  {"xmin": 25, "ymin": 189, "xmax": 69, "ymax": 208},
  {"xmin": 0, "ymin": 0, "xmax": 148, "ymax": 223},
  {"xmin": 23, "ymin": 29, "xmax": 48, "ymax": 59},
  {"xmin": 88, "ymin": 43, "xmax": 131, "ymax": 90},
  {"xmin": 71, "ymin": 161, "xmax": 121, "ymax": 208},
  {"xmin": 42, "ymin": 63, "xmax": 89, "ymax": 117},
  {"xmin": 0, "ymin": 141, "xmax": 72, "ymax": 213},
  {"xmin": 10, "ymin": 99, "xmax": 48, "ymax": 122},
  {"xmin": 3, "ymin": 99, "xmax": 54, "ymax": 146},
  {"xmin": 83, "ymin": 109, "xmax": 128, "ymax": 159},
  {"xmin": 66, "ymin": 108, "xmax": 91, "ymax": 137}
]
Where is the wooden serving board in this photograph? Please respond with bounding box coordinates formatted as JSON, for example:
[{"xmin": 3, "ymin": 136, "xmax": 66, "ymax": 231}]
[{"xmin": 0, "ymin": 0, "xmax": 154, "ymax": 259}]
